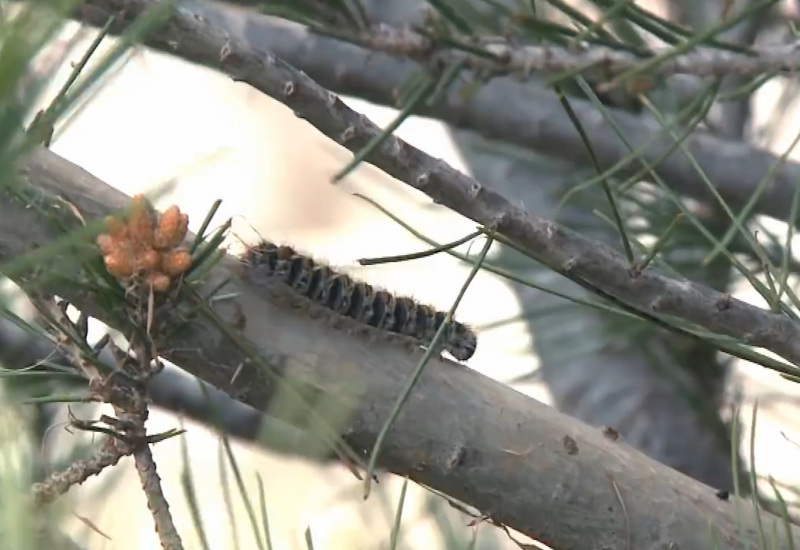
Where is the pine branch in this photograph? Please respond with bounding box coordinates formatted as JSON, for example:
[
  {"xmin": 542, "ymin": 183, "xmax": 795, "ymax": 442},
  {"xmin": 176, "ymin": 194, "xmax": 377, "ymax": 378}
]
[
  {"xmin": 0, "ymin": 134, "xmax": 797, "ymax": 550},
  {"xmin": 73, "ymin": 1, "xmax": 800, "ymax": 230}
]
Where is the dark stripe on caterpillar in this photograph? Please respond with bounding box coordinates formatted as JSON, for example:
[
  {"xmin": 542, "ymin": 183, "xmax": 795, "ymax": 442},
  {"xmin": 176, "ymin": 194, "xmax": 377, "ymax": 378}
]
[{"xmin": 240, "ymin": 241, "xmax": 477, "ymax": 361}]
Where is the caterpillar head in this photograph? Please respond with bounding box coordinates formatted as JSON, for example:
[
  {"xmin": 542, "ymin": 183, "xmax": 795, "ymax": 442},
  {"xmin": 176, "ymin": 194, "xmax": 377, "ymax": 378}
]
[{"xmin": 445, "ymin": 323, "xmax": 477, "ymax": 361}]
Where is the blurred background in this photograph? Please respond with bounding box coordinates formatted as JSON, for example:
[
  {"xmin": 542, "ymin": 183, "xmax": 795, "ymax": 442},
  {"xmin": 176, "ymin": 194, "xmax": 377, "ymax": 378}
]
[{"xmin": 4, "ymin": 0, "xmax": 800, "ymax": 548}]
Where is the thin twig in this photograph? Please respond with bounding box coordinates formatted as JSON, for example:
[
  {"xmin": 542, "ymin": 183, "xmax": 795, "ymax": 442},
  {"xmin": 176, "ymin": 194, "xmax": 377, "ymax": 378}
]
[
  {"xmin": 31, "ymin": 436, "xmax": 130, "ymax": 506},
  {"xmin": 27, "ymin": 284, "xmax": 185, "ymax": 550},
  {"xmin": 105, "ymin": 319, "xmax": 184, "ymax": 550}
]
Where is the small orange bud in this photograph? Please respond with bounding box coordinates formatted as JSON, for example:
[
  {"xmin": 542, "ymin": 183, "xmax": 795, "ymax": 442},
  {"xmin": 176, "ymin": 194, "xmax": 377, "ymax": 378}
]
[
  {"xmin": 131, "ymin": 194, "xmax": 148, "ymax": 210},
  {"xmin": 136, "ymin": 248, "xmax": 161, "ymax": 272},
  {"xmin": 128, "ymin": 214, "xmax": 154, "ymax": 247},
  {"xmin": 162, "ymin": 248, "xmax": 192, "ymax": 276},
  {"xmin": 96, "ymin": 233, "xmax": 116, "ymax": 255},
  {"xmin": 147, "ymin": 272, "xmax": 171, "ymax": 293},
  {"xmin": 104, "ymin": 252, "xmax": 133, "ymax": 278},
  {"xmin": 154, "ymin": 205, "xmax": 184, "ymax": 249},
  {"xmin": 176, "ymin": 213, "xmax": 189, "ymax": 243},
  {"xmin": 105, "ymin": 216, "xmax": 127, "ymax": 240}
]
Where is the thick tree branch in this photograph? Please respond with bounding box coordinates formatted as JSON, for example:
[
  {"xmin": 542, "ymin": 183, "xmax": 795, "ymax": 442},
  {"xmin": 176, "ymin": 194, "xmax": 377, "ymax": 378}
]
[
  {"xmin": 73, "ymin": 2, "xmax": 800, "ymax": 228},
  {"xmin": 72, "ymin": 0, "xmax": 800, "ymax": 367},
  {"xmin": 3, "ymin": 143, "xmax": 800, "ymax": 550}
]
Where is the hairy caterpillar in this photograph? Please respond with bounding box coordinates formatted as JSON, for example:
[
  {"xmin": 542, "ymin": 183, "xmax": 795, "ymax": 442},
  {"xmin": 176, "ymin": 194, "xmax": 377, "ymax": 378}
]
[{"xmin": 240, "ymin": 241, "xmax": 477, "ymax": 361}]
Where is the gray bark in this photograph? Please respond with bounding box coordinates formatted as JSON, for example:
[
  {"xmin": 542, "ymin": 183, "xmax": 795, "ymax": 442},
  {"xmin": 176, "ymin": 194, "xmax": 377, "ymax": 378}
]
[{"xmin": 1, "ymin": 143, "xmax": 798, "ymax": 550}]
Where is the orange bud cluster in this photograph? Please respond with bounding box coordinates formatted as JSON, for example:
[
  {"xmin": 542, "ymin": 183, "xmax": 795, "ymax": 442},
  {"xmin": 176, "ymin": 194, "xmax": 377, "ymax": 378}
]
[{"xmin": 96, "ymin": 195, "xmax": 191, "ymax": 293}]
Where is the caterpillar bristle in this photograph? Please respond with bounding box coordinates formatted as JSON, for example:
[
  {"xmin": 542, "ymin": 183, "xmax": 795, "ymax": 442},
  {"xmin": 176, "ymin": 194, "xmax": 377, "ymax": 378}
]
[
  {"xmin": 307, "ymin": 264, "xmax": 333, "ymax": 301},
  {"xmin": 411, "ymin": 304, "xmax": 431, "ymax": 341},
  {"xmin": 393, "ymin": 297, "xmax": 416, "ymax": 336},
  {"xmin": 241, "ymin": 240, "xmax": 478, "ymax": 361},
  {"xmin": 322, "ymin": 273, "xmax": 353, "ymax": 312},
  {"xmin": 372, "ymin": 290, "xmax": 396, "ymax": 331},
  {"xmin": 349, "ymin": 282, "xmax": 376, "ymax": 325}
]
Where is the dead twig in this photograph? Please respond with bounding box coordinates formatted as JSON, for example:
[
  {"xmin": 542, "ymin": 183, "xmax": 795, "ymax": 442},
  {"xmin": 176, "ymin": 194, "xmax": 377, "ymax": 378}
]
[
  {"xmin": 23, "ymin": 196, "xmax": 191, "ymax": 550},
  {"xmin": 31, "ymin": 436, "xmax": 130, "ymax": 506}
]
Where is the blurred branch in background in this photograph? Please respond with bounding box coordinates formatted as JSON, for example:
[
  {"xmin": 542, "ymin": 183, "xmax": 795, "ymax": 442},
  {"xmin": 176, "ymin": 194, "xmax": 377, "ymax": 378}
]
[
  {"xmin": 0, "ymin": 313, "xmax": 310, "ymax": 453},
  {"xmin": 291, "ymin": 14, "xmax": 800, "ymax": 81}
]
